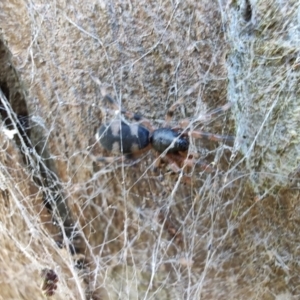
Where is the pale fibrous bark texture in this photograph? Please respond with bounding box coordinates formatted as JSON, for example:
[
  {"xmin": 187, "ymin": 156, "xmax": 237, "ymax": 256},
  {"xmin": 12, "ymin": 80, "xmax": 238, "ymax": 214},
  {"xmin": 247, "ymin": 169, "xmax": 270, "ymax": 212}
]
[
  {"xmin": 0, "ymin": 1, "xmax": 299, "ymax": 299},
  {"xmin": 227, "ymin": 0, "xmax": 300, "ymax": 193}
]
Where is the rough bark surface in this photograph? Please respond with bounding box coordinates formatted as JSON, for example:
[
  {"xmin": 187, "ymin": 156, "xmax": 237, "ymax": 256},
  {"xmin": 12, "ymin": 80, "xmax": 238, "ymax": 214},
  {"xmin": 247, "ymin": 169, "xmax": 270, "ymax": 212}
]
[{"xmin": 227, "ymin": 0, "xmax": 300, "ymax": 192}]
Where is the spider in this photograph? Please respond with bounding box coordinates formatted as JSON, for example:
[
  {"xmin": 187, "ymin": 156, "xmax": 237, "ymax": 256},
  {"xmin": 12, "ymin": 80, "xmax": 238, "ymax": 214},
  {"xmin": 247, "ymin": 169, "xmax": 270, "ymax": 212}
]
[{"xmin": 95, "ymin": 88, "xmax": 234, "ymax": 183}]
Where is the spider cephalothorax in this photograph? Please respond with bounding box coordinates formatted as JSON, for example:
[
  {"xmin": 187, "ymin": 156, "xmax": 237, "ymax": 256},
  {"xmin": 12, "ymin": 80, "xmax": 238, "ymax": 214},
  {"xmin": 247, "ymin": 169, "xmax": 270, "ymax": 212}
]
[
  {"xmin": 96, "ymin": 89, "xmax": 234, "ymax": 183},
  {"xmin": 150, "ymin": 128, "xmax": 189, "ymax": 154}
]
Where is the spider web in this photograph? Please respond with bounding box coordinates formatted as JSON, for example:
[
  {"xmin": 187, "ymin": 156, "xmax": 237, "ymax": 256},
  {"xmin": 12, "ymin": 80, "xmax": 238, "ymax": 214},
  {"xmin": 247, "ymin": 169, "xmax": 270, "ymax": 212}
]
[{"xmin": 0, "ymin": 1, "xmax": 299, "ymax": 299}]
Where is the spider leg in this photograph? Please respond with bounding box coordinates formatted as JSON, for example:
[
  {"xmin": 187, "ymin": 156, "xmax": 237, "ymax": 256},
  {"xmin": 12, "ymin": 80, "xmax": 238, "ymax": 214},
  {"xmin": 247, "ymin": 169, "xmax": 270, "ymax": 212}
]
[
  {"xmin": 195, "ymin": 102, "xmax": 232, "ymax": 122},
  {"xmin": 153, "ymin": 153, "xmax": 162, "ymax": 171},
  {"xmin": 123, "ymin": 112, "xmax": 154, "ymax": 132},
  {"xmin": 167, "ymin": 153, "xmax": 215, "ymax": 173},
  {"xmin": 189, "ymin": 130, "xmax": 235, "ymax": 143},
  {"xmin": 169, "ymin": 127, "xmax": 234, "ymax": 143},
  {"xmin": 184, "ymin": 157, "xmax": 216, "ymax": 173},
  {"xmin": 97, "ymin": 145, "xmax": 152, "ymax": 162},
  {"xmin": 165, "ymin": 82, "xmax": 232, "ymax": 131},
  {"xmin": 95, "ymin": 152, "xmax": 150, "ymax": 168},
  {"xmin": 96, "ymin": 156, "xmax": 125, "ymax": 163},
  {"xmin": 157, "ymin": 210, "xmax": 183, "ymax": 245},
  {"xmin": 178, "ymin": 103, "xmax": 232, "ymax": 128},
  {"xmin": 103, "ymin": 94, "xmax": 155, "ymax": 132},
  {"xmin": 162, "ymin": 154, "xmax": 192, "ymax": 184},
  {"xmin": 103, "ymin": 94, "xmax": 119, "ymax": 110},
  {"xmin": 165, "ymin": 82, "xmax": 201, "ymax": 125}
]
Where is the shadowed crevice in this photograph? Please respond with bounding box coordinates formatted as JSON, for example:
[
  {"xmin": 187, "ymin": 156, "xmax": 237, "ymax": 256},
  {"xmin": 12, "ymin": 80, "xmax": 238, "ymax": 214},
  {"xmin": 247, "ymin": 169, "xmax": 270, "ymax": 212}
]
[{"xmin": 0, "ymin": 38, "xmax": 85, "ymax": 256}]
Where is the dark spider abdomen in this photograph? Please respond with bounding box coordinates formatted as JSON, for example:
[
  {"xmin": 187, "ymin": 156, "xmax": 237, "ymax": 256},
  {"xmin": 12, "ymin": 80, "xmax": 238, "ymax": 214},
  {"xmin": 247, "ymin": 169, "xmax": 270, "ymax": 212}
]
[
  {"xmin": 97, "ymin": 120, "xmax": 150, "ymax": 154},
  {"xmin": 150, "ymin": 128, "xmax": 189, "ymax": 154}
]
